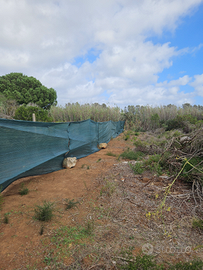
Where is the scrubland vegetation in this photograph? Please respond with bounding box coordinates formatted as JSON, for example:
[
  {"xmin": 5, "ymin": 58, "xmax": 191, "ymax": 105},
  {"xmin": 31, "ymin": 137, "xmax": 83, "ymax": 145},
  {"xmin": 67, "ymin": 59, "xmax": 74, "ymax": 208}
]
[
  {"xmin": 1, "ymin": 91, "xmax": 203, "ymax": 131},
  {"xmin": 1, "ymin": 94, "xmax": 203, "ymax": 269}
]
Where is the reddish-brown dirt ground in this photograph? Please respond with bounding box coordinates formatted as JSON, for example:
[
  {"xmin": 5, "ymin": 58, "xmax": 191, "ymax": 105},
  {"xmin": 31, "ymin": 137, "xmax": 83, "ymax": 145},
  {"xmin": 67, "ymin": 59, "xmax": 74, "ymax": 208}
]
[
  {"xmin": 0, "ymin": 135, "xmax": 127, "ymax": 269},
  {"xmin": 0, "ymin": 133, "xmax": 203, "ymax": 270}
]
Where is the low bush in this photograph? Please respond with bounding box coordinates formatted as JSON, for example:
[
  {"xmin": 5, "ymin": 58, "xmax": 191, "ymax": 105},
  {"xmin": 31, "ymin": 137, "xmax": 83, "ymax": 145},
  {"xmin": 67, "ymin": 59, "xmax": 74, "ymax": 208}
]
[
  {"xmin": 120, "ymin": 150, "xmax": 145, "ymax": 160},
  {"xmin": 165, "ymin": 114, "xmax": 197, "ymax": 132},
  {"xmin": 192, "ymin": 218, "xmax": 203, "ymax": 230},
  {"xmin": 119, "ymin": 252, "xmax": 203, "ymax": 270},
  {"xmin": 120, "ymin": 254, "xmax": 164, "ymax": 270},
  {"xmin": 100, "ymin": 179, "xmax": 116, "ymax": 196},
  {"xmin": 34, "ymin": 201, "xmax": 55, "ymax": 222},
  {"xmin": 168, "ymin": 259, "xmax": 203, "ymax": 270},
  {"xmin": 129, "ymin": 162, "xmax": 144, "ymax": 175},
  {"xmin": 64, "ymin": 198, "xmax": 79, "ymax": 210},
  {"xmin": 3, "ymin": 214, "xmax": 9, "ymax": 224},
  {"xmin": 106, "ymin": 151, "xmax": 117, "ymax": 157}
]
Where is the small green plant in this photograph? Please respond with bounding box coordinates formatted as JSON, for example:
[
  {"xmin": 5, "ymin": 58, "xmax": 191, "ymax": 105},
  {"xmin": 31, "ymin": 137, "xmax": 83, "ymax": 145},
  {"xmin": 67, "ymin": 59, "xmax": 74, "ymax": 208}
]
[
  {"xmin": 51, "ymin": 224, "xmax": 94, "ymax": 250},
  {"xmin": 168, "ymin": 259, "xmax": 203, "ymax": 270},
  {"xmin": 43, "ymin": 249, "xmax": 56, "ymax": 266},
  {"xmin": 65, "ymin": 198, "xmax": 79, "ymax": 210},
  {"xmin": 192, "ymin": 218, "xmax": 203, "ymax": 230},
  {"xmin": 96, "ymin": 158, "xmax": 101, "ymax": 162},
  {"xmin": 129, "ymin": 162, "xmax": 144, "ymax": 174},
  {"xmin": 81, "ymin": 164, "xmax": 90, "ymax": 169},
  {"xmin": 120, "ymin": 150, "xmax": 145, "ymax": 160},
  {"xmin": 40, "ymin": 225, "xmax": 44, "ymax": 235},
  {"xmin": 106, "ymin": 151, "xmax": 117, "ymax": 157},
  {"xmin": 100, "ymin": 179, "xmax": 116, "ymax": 196},
  {"xmin": 143, "ymin": 154, "xmax": 164, "ymax": 176},
  {"xmin": 124, "ymin": 134, "xmax": 130, "ymax": 141},
  {"xmin": 34, "ymin": 201, "xmax": 54, "ymax": 222},
  {"xmin": 19, "ymin": 183, "xmax": 29, "ymax": 196},
  {"xmin": 82, "ymin": 220, "xmax": 94, "ymax": 236},
  {"xmin": 3, "ymin": 213, "xmax": 9, "ymax": 224},
  {"xmin": 118, "ymin": 251, "xmax": 203, "ymax": 270},
  {"xmin": 119, "ymin": 253, "xmax": 164, "ymax": 270}
]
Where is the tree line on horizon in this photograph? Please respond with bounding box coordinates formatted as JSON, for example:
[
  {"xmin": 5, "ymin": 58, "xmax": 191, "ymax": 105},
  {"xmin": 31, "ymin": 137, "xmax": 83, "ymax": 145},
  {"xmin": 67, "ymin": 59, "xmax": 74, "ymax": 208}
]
[{"xmin": 0, "ymin": 72, "xmax": 203, "ymax": 131}]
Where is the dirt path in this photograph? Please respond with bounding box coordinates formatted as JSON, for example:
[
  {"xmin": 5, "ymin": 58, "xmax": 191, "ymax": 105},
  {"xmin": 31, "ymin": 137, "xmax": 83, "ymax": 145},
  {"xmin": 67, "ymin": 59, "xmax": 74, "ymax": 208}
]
[{"xmin": 0, "ymin": 133, "xmax": 203, "ymax": 269}]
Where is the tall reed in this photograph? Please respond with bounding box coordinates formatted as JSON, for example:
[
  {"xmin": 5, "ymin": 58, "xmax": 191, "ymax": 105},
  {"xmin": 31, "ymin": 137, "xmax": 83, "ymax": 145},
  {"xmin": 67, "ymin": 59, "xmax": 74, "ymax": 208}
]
[
  {"xmin": 49, "ymin": 103, "xmax": 121, "ymax": 122},
  {"xmin": 122, "ymin": 104, "xmax": 203, "ymax": 130}
]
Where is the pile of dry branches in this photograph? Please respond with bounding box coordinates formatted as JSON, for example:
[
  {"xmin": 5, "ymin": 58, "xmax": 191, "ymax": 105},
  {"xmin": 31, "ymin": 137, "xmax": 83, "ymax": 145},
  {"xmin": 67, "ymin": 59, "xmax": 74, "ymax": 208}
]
[{"xmin": 160, "ymin": 128, "xmax": 203, "ymax": 209}]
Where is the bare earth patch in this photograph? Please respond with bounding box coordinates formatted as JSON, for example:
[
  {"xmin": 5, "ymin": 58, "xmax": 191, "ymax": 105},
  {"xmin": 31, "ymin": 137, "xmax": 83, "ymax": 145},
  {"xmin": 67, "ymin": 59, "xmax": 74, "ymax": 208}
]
[{"xmin": 0, "ymin": 133, "xmax": 203, "ymax": 269}]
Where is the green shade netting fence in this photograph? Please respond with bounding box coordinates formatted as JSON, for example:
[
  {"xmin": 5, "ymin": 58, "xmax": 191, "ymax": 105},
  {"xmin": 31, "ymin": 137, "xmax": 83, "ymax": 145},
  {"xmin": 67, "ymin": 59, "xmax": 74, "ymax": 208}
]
[{"xmin": 0, "ymin": 118, "xmax": 125, "ymax": 191}]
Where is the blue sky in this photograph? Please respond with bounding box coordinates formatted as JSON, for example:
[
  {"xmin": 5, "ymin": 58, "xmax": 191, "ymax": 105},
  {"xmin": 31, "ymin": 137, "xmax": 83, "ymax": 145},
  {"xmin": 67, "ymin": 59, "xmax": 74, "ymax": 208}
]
[
  {"xmin": 0, "ymin": 0, "xmax": 203, "ymax": 108},
  {"xmin": 147, "ymin": 3, "xmax": 203, "ymax": 105}
]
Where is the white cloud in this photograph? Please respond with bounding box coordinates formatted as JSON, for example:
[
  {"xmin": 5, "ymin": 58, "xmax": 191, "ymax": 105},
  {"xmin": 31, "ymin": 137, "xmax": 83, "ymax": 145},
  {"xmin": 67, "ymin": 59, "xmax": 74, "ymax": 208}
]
[
  {"xmin": 190, "ymin": 74, "xmax": 203, "ymax": 96},
  {"xmin": 157, "ymin": 75, "xmax": 192, "ymax": 87},
  {"xmin": 0, "ymin": 0, "xmax": 202, "ymax": 107}
]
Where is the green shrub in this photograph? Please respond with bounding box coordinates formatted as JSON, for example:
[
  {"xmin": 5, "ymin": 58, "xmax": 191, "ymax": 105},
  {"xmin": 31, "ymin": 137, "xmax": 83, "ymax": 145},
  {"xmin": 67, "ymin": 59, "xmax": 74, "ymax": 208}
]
[
  {"xmin": 181, "ymin": 157, "xmax": 203, "ymax": 182},
  {"xmin": 129, "ymin": 162, "xmax": 144, "ymax": 174},
  {"xmin": 34, "ymin": 201, "xmax": 55, "ymax": 221},
  {"xmin": 143, "ymin": 154, "xmax": 163, "ymax": 176},
  {"xmin": 106, "ymin": 151, "xmax": 117, "ymax": 157},
  {"xmin": 165, "ymin": 114, "xmax": 197, "ymax": 132},
  {"xmin": 119, "ymin": 253, "xmax": 203, "ymax": 270},
  {"xmin": 144, "ymin": 154, "xmax": 161, "ymax": 165},
  {"xmin": 100, "ymin": 179, "xmax": 116, "ymax": 196},
  {"xmin": 150, "ymin": 113, "xmax": 160, "ymax": 130},
  {"xmin": 65, "ymin": 198, "xmax": 79, "ymax": 210},
  {"xmin": 82, "ymin": 220, "xmax": 95, "ymax": 236},
  {"xmin": 192, "ymin": 218, "xmax": 203, "ymax": 230},
  {"xmin": 120, "ymin": 150, "xmax": 145, "ymax": 160},
  {"xmin": 14, "ymin": 105, "xmax": 53, "ymax": 122},
  {"xmin": 168, "ymin": 259, "xmax": 203, "ymax": 270},
  {"xmin": 3, "ymin": 214, "xmax": 9, "ymax": 224},
  {"xmin": 124, "ymin": 134, "xmax": 130, "ymax": 141},
  {"xmin": 120, "ymin": 254, "xmax": 164, "ymax": 270}
]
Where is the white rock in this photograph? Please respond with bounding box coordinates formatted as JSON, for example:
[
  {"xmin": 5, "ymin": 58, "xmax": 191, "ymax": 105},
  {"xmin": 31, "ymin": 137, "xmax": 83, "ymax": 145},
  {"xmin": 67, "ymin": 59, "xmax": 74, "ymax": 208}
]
[
  {"xmin": 180, "ymin": 136, "xmax": 191, "ymax": 143},
  {"xmin": 63, "ymin": 157, "xmax": 77, "ymax": 169},
  {"xmin": 98, "ymin": 143, "xmax": 107, "ymax": 149}
]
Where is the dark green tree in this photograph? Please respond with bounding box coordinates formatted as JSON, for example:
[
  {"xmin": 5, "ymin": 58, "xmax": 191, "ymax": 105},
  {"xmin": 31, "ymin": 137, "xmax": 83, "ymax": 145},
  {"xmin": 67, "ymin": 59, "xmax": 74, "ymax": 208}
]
[
  {"xmin": 0, "ymin": 73, "xmax": 57, "ymax": 109},
  {"xmin": 14, "ymin": 105, "xmax": 53, "ymax": 122}
]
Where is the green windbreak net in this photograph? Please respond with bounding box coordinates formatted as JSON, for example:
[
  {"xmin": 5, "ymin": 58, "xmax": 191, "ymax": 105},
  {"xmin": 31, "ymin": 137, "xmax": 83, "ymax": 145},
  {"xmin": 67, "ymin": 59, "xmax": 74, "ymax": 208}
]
[{"xmin": 0, "ymin": 118, "xmax": 125, "ymax": 191}]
